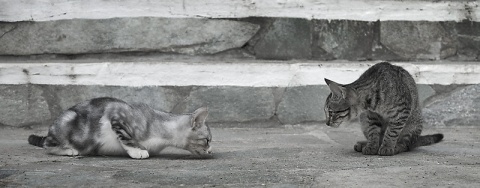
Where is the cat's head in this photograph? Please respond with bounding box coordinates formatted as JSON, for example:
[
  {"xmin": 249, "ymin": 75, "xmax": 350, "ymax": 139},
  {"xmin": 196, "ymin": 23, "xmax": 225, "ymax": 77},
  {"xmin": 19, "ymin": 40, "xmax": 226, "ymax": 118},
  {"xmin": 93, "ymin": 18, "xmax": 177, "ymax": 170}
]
[
  {"xmin": 185, "ymin": 107, "xmax": 212, "ymax": 157},
  {"xmin": 324, "ymin": 78, "xmax": 359, "ymax": 128}
]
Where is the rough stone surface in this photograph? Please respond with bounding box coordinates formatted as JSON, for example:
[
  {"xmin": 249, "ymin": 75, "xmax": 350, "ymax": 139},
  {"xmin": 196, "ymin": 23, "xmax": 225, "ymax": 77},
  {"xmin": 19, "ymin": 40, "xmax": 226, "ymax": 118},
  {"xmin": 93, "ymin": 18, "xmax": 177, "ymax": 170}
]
[
  {"xmin": 1, "ymin": 17, "xmax": 480, "ymax": 61},
  {"xmin": 0, "ymin": 82, "xmax": 477, "ymax": 127},
  {"xmin": 0, "ymin": 18, "xmax": 259, "ymax": 55},
  {"xmin": 380, "ymin": 21, "xmax": 456, "ymax": 60},
  {"xmin": 1, "ymin": 125, "xmax": 478, "ymax": 187},
  {"xmin": 454, "ymin": 21, "xmax": 480, "ymax": 61},
  {"xmin": 423, "ymin": 84, "xmax": 480, "ymax": 126},
  {"xmin": 417, "ymin": 84, "xmax": 436, "ymax": 107},
  {"xmin": 0, "ymin": 85, "xmax": 51, "ymax": 127},
  {"xmin": 53, "ymin": 85, "xmax": 184, "ymax": 113},
  {"xmin": 277, "ymin": 86, "xmax": 330, "ymax": 124},
  {"xmin": 185, "ymin": 87, "xmax": 275, "ymax": 123},
  {"xmin": 313, "ymin": 20, "xmax": 375, "ymax": 60},
  {"xmin": 251, "ymin": 18, "xmax": 312, "ymax": 60}
]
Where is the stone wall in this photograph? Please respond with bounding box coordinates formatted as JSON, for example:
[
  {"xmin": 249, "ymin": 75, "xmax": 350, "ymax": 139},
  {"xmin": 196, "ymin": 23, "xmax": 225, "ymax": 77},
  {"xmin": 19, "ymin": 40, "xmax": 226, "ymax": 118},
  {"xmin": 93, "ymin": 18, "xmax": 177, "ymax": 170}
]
[
  {"xmin": 1, "ymin": 18, "xmax": 479, "ymax": 61},
  {"xmin": 1, "ymin": 0, "xmax": 480, "ymax": 127},
  {"xmin": 1, "ymin": 83, "xmax": 477, "ymax": 127}
]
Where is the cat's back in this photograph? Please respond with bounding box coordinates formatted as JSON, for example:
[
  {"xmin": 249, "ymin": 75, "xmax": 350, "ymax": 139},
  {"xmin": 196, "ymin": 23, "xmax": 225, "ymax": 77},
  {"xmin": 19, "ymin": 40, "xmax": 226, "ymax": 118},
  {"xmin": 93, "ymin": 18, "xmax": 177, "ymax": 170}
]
[
  {"xmin": 352, "ymin": 62, "xmax": 415, "ymax": 86},
  {"xmin": 352, "ymin": 62, "xmax": 420, "ymax": 111},
  {"xmin": 362, "ymin": 62, "xmax": 409, "ymax": 79},
  {"xmin": 69, "ymin": 97, "xmax": 130, "ymax": 115}
]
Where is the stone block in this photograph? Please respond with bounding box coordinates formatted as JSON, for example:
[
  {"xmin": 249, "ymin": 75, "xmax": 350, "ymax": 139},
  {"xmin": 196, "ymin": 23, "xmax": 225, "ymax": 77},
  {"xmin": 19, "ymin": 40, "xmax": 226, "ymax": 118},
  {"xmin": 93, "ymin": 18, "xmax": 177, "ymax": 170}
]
[
  {"xmin": 0, "ymin": 85, "xmax": 51, "ymax": 127},
  {"xmin": 0, "ymin": 18, "xmax": 259, "ymax": 55},
  {"xmin": 454, "ymin": 21, "xmax": 480, "ymax": 61},
  {"xmin": 417, "ymin": 84, "xmax": 436, "ymax": 107},
  {"xmin": 313, "ymin": 20, "xmax": 375, "ymax": 60},
  {"xmin": 252, "ymin": 18, "xmax": 312, "ymax": 60},
  {"xmin": 423, "ymin": 84, "xmax": 480, "ymax": 126},
  {"xmin": 53, "ymin": 85, "xmax": 183, "ymax": 112},
  {"xmin": 184, "ymin": 87, "xmax": 275, "ymax": 123},
  {"xmin": 380, "ymin": 21, "xmax": 456, "ymax": 60},
  {"xmin": 276, "ymin": 86, "xmax": 330, "ymax": 125}
]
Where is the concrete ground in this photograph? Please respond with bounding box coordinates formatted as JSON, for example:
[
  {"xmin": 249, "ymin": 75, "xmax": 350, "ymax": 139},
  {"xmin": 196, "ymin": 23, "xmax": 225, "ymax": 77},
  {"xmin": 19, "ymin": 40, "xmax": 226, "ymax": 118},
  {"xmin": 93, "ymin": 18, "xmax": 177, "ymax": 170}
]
[{"xmin": 1, "ymin": 123, "xmax": 479, "ymax": 187}]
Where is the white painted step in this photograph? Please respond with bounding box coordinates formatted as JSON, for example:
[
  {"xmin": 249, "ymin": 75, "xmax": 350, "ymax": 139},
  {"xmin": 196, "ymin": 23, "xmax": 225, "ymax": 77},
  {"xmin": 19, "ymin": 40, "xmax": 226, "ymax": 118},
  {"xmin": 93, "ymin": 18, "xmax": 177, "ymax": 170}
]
[
  {"xmin": 1, "ymin": 60, "xmax": 479, "ymax": 87},
  {"xmin": 1, "ymin": 0, "xmax": 478, "ymax": 22}
]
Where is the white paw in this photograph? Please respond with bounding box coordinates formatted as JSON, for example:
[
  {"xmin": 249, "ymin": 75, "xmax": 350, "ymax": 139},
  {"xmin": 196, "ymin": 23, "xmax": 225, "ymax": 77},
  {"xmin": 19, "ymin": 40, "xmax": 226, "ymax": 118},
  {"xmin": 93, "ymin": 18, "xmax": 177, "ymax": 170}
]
[
  {"xmin": 67, "ymin": 149, "xmax": 79, "ymax": 156},
  {"xmin": 127, "ymin": 149, "xmax": 149, "ymax": 159}
]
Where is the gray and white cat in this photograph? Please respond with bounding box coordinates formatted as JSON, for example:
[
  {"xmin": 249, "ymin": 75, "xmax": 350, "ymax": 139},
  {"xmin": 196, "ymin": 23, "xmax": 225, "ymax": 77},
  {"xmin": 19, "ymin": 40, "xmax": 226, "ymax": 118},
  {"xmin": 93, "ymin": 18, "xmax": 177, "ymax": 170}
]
[
  {"xmin": 324, "ymin": 62, "xmax": 443, "ymax": 156},
  {"xmin": 28, "ymin": 97, "xmax": 212, "ymax": 159}
]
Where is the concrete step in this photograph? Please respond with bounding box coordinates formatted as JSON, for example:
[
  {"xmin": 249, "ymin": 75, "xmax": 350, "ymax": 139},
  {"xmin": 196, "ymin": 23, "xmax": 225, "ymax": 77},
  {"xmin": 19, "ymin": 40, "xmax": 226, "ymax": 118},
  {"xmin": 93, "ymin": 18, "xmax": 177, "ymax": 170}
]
[
  {"xmin": 2, "ymin": 0, "xmax": 479, "ymax": 22},
  {"xmin": 0, "ymin": 58, "xmax": 479, "ymax": 127}
]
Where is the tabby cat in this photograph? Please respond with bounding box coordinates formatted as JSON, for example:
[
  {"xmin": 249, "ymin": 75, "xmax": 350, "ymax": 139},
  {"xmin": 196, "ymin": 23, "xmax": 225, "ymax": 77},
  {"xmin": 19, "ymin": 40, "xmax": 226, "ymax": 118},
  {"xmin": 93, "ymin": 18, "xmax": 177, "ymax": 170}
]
[
  {"xmin": 28, "ymin": 97, "xmax": 212, "ymax": 159},
  {"xmin": 324, "ymin": 62, "xmax": 443, "ymax": 156}
]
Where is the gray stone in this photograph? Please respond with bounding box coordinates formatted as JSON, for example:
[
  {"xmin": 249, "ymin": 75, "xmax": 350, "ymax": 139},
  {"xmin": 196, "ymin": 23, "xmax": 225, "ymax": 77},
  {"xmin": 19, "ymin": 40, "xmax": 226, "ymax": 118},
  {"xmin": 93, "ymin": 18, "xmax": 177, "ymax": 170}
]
[
  {"xmin": 313, "ymin": 20, "xmax": 375, "ymax": 60},
  {"xmin": 252, "ymin": 18, "xmax": 312, "ymax": 60},
  {"xmin": 276, "ymin": 86, "xmax": 330, "ymax": 124},
  {"xmin": 53, "ymin": 85, "xmax": 183, "ymax": 112},
  {"xmin": 417, "ymin": 84, "xmax": 436, "ymax": 107},
  {"xmin": 454, "ymin": 21, "xmax": 480, "ymax": 61},
  {"xmin": 0, "ymin": 18, "xmax": 259, "ymax": 55},
  {"xmin": 0, "ymin": 85, "xmax": 51, "ymax": 127},
  {"xmin": 423, "ymin": 84, "xmax": 480, "ymax": 126},
  {"xmin": 380, "ymin": 21, "xmax": 456, "ymax": 60},
  {"xmin": 184, "ymin": 87, "xmax": 275, "ymax": 123}
]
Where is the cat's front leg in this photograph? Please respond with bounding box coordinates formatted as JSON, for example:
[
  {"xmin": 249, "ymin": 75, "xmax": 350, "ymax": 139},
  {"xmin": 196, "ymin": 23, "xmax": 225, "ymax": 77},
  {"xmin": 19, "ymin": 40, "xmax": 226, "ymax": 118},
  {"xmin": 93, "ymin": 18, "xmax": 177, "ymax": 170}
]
[
  {"xmin": 360, "ymin": 112, "xmax": 382, "ymax": 155},
  {"xmin": 124, "ymin": 147, "xmax": 150, "ymax": 159},
  {"xmin": 112, "ymin": 123, "xmax": 150, "ymax": 159},
  {"xmin": 361, "ymin": 124, "xmax": 382, "ymax": 155}
]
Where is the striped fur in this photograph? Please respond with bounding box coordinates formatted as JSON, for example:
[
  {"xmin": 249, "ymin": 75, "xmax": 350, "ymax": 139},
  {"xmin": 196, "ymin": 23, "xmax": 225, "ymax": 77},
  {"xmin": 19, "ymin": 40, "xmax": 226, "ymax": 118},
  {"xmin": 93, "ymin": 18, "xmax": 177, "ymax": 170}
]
[
  {"xmin": 28, "ymin": 97, "xmax": 212, "ymax": 159},
  {"xmin": 324, "ymin": 62, "xmax": 443, "ymax": 156}
]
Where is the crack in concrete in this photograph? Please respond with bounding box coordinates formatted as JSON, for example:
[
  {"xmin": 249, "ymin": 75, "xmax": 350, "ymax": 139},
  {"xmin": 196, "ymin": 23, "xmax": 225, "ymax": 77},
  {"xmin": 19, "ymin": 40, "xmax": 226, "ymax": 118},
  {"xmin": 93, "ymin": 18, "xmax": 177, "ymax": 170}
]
[{"xmin": 0, "ymin": 24, "xmax": 18, "ymax": 40}]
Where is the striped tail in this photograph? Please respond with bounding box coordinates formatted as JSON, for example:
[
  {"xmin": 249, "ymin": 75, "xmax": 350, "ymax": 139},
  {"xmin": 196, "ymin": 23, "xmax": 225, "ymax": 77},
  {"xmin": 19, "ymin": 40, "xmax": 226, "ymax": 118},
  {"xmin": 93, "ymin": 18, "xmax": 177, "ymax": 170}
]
[
  {"xmin": 413, "ymin": 134, "xmax": 444, "ymax": 147},
  {"xmin": 28, "ymin": 135, "xmax": 47, "ymax": 147}
]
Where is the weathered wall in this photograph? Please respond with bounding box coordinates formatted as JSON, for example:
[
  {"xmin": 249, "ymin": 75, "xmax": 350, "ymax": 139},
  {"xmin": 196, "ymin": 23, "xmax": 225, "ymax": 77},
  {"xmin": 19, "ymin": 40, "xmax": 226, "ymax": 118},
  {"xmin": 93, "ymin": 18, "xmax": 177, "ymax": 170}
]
[
  {"xmin": 1, "ymin": 0, "xmax": 479, "ymax": 127},
  {"xmin": 1, "ymin": 18, "xmax": 480, "ymax": 61},
  {"xmin": 0, "ymin": 61, "xmax": 478, "ymax": 127},
  {"xmin": 1, "ymin": 83, "xmax": 478, "ymax": 127}
]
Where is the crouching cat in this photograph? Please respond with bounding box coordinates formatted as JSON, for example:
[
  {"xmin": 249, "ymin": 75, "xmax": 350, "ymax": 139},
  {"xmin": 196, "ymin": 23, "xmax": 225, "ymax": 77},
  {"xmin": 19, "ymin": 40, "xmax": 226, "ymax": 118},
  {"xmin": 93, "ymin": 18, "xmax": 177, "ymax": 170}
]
[
  {"xmin": 28, "ymin": 97, "xmax": 212, "ymax": 159},
  {"xmin": 324, "ymin": 62, "xmax": 443, "ymax": 156}
]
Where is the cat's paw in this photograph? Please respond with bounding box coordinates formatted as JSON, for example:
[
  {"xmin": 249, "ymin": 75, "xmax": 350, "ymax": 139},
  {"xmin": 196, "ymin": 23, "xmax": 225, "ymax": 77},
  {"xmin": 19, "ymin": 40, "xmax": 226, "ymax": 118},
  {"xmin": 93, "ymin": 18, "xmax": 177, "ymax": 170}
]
[
  {"xmin": 378, "ymin": 146, "xmax": 396, "ymax": 156},
  {"xmin": 354, "ymin": 141, "xmax": 366, "ymax": 152},
  {"xmin": 66, "ymin": 148, "xmax": 79, "ymax": 156},
  {"xmin": 127, "ymin": 149, "xmax": 150, "ymax": 159},
  {"xmin": 362, "ymin": 146, "xmax": 378, "ymax": 155}
]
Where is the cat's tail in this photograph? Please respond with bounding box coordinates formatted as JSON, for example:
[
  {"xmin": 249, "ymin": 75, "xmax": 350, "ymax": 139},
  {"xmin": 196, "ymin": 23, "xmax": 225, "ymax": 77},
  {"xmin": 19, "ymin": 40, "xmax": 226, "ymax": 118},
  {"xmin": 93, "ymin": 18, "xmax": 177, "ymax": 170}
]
[
  {"xmin": 28, "ymin": 135, "xmax": 47, "ymax": 148},
  {"xmin": 413, "ymin": 133, "xmax": 444, "ymax": 147}
]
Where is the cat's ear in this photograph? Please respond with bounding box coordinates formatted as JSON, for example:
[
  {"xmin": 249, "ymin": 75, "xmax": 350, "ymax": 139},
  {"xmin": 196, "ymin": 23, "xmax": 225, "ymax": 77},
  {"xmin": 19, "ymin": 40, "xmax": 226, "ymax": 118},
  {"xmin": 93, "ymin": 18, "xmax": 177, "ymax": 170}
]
[
  {"xmin": 325, "ymin": 78, "xmax": 346, "ymax": 98},
  {"xmin": 191, "ymin": 107, "xmax": 208, "ymax": 129}
]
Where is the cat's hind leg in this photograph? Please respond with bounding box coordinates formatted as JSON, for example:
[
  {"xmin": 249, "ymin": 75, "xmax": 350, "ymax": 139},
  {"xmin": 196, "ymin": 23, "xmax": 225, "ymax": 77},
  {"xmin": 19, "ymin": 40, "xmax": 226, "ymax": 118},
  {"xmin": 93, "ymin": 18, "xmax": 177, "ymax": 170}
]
[
  {"xmin": 359, "ymin": 111, "xmax": 384, "ymax": 155},
  {"xmin": 46, "ymin": 146, "xmax": 79, "ymax": 156},
  {"xmin": 379, "ymin": 119, "xmax": 410, "ymax": 156},
  {"xmin": 394, "ymin": 120, "xmax": 423, "ymax": 154},
  {"xmin": 42, "ymin": 136, "xmax": 80, "ymax": 156}
]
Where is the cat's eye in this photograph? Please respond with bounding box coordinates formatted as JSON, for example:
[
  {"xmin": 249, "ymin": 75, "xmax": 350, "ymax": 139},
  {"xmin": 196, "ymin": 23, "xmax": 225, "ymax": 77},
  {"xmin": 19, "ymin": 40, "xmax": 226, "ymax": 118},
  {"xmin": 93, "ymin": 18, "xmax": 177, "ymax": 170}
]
[{"xmin": 330, "ymin": 108, "xmax": 349, "ymax": 115}]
